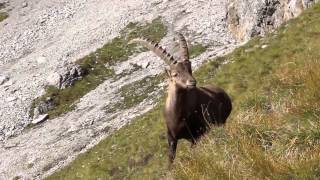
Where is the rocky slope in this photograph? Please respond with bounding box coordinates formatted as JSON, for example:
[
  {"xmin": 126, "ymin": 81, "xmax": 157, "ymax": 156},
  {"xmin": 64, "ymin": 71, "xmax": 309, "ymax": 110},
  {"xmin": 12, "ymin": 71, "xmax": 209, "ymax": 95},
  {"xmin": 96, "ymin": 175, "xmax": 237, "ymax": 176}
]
[{"xmin": 0, "ymin": 0, "xmax": 317, "ymax": 179}]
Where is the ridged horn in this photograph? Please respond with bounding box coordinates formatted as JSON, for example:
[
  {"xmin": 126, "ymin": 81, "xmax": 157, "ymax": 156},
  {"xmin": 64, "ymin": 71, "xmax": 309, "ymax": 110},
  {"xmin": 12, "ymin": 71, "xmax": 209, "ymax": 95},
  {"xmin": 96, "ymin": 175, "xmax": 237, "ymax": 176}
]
[
  {"xmin": 129, "ymin": 38, "xmax": 177, "ymax": 65},
  {"xmin": 176, "ymin": 33, "xmax": 189, "ymax": 61}
]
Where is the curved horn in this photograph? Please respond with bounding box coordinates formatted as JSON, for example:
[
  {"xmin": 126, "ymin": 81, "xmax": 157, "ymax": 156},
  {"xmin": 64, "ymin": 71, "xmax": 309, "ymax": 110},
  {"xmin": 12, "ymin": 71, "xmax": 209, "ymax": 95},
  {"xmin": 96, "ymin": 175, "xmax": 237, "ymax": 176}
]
[
  {"xmin": 129, "ymin": 38, "xmax": 177, "ymax": 65},
  {"xmin": 176, "ymin": 33, "xmax": 189, "ymax": 61}
]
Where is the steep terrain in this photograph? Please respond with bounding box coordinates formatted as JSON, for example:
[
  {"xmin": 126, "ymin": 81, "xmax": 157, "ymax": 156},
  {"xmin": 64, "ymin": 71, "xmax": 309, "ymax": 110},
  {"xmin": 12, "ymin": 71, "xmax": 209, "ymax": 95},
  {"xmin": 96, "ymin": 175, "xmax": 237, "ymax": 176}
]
[
  {"xmin": 49, "ymin": 3, "xmax": 320, "ymax": 179},
  {"xmin": 0, "ymin": 0, "xmax": 317, "ymax": 179}
]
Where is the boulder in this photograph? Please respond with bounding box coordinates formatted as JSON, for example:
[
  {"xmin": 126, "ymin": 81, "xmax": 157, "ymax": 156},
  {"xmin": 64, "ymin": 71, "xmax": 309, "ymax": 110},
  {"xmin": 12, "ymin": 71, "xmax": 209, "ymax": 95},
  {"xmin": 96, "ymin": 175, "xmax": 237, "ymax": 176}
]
[
  {"xmin": 46, "ymin": 72, "xmax": 62, "ymax": 88},
  {"xmin": 37, "ymin": 97, "xmax": 55, "ymax": 114},
  {"xmin": 60, "ymin": 64, "xmax": 84, "ymax": 88}
]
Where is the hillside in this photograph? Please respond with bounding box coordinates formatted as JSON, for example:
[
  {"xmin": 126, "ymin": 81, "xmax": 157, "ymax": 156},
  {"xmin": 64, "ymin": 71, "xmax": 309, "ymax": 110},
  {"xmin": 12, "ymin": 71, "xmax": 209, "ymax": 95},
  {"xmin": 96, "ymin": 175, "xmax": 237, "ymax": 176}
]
[
  {"xmin": 0, "ymin": 0, "xmax": 318, "ymax": 179},
  {"xmin": 49, "ymin": 3, "xmax": 320, "ymax": 180}
]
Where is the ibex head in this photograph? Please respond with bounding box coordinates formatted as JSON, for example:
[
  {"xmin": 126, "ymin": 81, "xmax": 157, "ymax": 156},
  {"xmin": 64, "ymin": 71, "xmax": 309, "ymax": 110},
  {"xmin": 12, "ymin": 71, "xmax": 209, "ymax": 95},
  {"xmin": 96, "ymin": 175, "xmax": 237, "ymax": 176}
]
[{"xmin": 129, "ymin": 33, "xmax": 197, "ymax": 89}]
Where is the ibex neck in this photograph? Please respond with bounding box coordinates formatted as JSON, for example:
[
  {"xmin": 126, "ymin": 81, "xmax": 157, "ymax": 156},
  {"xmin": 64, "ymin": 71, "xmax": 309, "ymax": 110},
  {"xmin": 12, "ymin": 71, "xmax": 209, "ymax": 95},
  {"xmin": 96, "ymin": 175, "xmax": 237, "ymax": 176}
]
[{"xmin": 165, "ymin": 84, "xmax": 191, "ymax": 113}]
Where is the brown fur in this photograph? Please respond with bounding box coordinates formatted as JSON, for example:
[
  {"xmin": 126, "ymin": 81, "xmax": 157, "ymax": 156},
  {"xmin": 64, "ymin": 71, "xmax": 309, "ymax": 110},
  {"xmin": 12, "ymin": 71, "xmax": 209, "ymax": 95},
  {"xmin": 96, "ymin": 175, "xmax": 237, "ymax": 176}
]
[{"xmin": 129, "ymin": 33, "xmax": 232, "ymax": 164}]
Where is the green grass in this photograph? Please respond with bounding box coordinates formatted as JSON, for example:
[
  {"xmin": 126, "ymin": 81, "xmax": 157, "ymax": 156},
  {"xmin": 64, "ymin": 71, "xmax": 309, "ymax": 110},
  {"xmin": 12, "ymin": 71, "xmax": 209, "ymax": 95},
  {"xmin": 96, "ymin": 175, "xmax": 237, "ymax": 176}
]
[
  {"xmin": 30, "ymin": 18, "xmax": 167, "ymax": 119},
  {"xmin": 171, "ymin": 4, "xmax": 320, "ymax": 179},
  {"xmin": 189, "ymin": 43, "xmax": 207, "ymax": 59},
  {"xmin": 0, "ymin": 12, "xmax": 8, "ymax": 22},
  {"xmin": 0, "ymin": 2, "xmax": 8, "ymax": 22},
  {"xmin": 49, "ymin": 4, "xmax": 320, "ymax": 179},
  {"xmin": 105, "ymin": 74, "xmax": 165, "ymax": 113},
  {"xmin": 47, "ymin": 102, "xmax": 168, "ymax": 180}
]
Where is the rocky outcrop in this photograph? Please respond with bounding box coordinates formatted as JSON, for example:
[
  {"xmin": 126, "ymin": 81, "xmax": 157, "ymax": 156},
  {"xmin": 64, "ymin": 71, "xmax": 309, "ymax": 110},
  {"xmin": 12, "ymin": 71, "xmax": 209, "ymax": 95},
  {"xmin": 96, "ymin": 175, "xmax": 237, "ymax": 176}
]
[
  {"xmin": 46, "ymin": 64, "xmax": 84, "ymax": 89},
  {"xmin": 227, "ymin": 0, "xmax": 319, "ymax": 41},
  {"xmin": 32, "ymin": 97, "xmax": 55, "ymax": 119}
]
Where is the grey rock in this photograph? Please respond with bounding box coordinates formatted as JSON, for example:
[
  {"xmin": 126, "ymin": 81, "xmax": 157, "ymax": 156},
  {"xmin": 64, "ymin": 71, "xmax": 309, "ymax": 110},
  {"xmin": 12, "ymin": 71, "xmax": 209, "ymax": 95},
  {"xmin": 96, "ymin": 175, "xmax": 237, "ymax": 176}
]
[
  {"xmin": 226, "ymin": 0, "xmax": 318, "ymax": 41},
  {"xmin": 0, "ymin": 75, "xmax": 9, "ymax": 85},
  {"xmin": 35, "ymin": 97, "xmax": 55, "ymax": 116},
  {"xmin": 59, "ymin": 64, "xmax": 84, "ymax": 89}
]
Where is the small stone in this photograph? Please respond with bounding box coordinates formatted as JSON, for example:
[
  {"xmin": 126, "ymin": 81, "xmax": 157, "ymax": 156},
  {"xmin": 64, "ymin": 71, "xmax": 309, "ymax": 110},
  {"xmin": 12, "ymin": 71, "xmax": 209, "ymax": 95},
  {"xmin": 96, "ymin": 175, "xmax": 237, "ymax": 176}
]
[
  {"xmin": 32, "ymin": 114, "xmax": 49, "ymax": 124},
  {"xmin": 6, "ymin": 96, "xmax": 17, "ymax": 102},
  {"xmin": 0, "ymin": 75, "xmax": 9, "ymax": 85},
  {"xmin": 261, "ymin": 44, "xmax": 268, "ymax": 49},
  {"xmin": 22, "ymin": 2, "xmax": 28, "ymax": 8}
]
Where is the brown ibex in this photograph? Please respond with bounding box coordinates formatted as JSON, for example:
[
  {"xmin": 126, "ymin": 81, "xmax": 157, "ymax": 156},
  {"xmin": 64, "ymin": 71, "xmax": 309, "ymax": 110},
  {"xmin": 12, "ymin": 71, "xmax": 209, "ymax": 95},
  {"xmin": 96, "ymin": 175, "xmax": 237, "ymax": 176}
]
[{"xmin": 129, "ymin": 33, "xmax": 232, "ymax": 163}]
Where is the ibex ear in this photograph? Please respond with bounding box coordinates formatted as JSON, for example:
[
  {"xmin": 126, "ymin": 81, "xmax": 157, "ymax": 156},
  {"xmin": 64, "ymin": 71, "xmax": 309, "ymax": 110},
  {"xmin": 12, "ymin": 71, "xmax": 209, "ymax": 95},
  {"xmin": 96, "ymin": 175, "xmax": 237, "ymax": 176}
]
[{"xmin": 165, "ymin": 68, "xmax": 171, "ymax": 78}]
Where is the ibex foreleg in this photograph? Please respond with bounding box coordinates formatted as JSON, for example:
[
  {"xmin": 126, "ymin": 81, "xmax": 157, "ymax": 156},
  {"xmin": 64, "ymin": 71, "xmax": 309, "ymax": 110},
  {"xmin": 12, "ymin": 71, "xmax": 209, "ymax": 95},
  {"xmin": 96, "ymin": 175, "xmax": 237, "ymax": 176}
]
[{"xmin": 167, "ymin": 131, "xmax": 177, "ymax": 164}]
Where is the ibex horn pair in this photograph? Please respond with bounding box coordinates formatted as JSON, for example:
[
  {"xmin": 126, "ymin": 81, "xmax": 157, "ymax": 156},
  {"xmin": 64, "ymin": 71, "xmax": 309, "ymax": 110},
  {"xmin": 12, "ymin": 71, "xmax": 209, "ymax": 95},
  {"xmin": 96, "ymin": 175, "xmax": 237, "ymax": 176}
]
[{"xmin": 128, "ymin": 33, "xmax": 189, "ymax": 65}]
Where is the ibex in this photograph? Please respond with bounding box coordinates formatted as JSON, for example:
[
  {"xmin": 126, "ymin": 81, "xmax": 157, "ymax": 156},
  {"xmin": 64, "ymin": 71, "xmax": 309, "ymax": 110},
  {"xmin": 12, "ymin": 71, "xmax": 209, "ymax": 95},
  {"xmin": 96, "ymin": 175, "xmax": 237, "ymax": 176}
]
[{"xmin": 129, "ymin": 33, "xmax": 232, "ymax": 163}]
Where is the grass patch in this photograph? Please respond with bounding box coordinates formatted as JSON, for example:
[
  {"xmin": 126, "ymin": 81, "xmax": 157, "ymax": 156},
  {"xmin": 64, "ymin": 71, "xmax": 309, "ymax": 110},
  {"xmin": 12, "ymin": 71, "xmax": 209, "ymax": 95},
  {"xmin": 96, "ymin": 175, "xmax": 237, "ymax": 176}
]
[
  {"xmin": 47, "ymin": 102, "xmax": 169, "ymax": 180},
  {"xmin": 189, "ymin": 43, "xmax": 207, "ymax": 59},
  {"xmin": 0, "ymin": 12, "xmax": 8, "ymax": 22},
  {"xmin": 0, "ymin": 2, "xmax": 8, "ymax": 22},
  {"xmin": 31, "ymin": 18, "xmax": 167, "ymax": 119},
  {"xmin": 105, "ymin": 74, "xmax": 165, "ymax": 113},
  {"xmin": 49, "ymin": 4, "xmax": 320, "ymax": 179}
]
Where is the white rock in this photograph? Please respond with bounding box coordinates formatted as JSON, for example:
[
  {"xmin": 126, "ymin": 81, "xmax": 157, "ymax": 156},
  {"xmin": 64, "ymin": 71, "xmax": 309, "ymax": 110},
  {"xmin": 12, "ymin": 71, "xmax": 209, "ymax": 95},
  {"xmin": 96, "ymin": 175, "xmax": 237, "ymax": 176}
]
[
  {"xmin": 6, "ymin": 97, "xmax": 18, "ymax": 102},
  {"xmin": 3, "ymin": 80, "xmax": 13, "ymax": 87},
  {"xmin": 46, "ymin": 72, "xmax": 62, "ymax": 88},
  {"xmin": 22, "ymin": 2, "xmax": 28, "ymax": 8},
  {"xmin": 261, "ymin": 44, "xmax": 268, "ymax": 49},
  {"xmin": 37, "ymin": 56, "xmax": 47, "ymax": 64},
  {"xmin": 141, "ymin": 61, "xmax": 150, "ymax": 69},
  {"xmin": 32, "ymin": 114, "xmax": 49, "ymax": 124}
]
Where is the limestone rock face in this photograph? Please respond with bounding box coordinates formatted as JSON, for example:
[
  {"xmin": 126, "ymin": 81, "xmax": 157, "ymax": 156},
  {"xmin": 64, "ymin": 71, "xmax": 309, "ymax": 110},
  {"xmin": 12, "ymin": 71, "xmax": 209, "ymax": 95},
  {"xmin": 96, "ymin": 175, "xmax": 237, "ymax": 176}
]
[{"xmin": 226, "ymin": 0, "xmax": 319, "ymax": 41}]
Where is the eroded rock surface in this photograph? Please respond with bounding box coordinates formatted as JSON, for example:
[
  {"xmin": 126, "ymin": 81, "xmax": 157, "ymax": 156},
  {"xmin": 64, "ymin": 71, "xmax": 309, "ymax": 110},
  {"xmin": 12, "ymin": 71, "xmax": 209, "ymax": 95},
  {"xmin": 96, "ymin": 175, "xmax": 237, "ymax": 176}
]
[{"xmin": 226, "ymin": 0, "xmax": 319, "ymax": 41}]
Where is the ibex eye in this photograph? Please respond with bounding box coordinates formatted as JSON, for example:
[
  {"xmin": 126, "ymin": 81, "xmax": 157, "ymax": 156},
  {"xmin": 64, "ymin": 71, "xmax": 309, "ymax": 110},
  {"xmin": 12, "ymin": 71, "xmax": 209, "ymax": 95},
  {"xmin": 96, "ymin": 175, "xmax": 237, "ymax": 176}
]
[{"xmin": 172, "ymin": 72, "xmax": 178, "ymax": 77}]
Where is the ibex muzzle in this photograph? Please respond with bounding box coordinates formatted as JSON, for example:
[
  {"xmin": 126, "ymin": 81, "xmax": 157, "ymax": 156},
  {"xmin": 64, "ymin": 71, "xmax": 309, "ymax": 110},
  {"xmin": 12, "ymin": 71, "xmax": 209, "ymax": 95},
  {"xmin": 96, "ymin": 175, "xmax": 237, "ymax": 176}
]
[{"xmin": 129, "ymin": 32, "xmax": 232, "ymax": 164}]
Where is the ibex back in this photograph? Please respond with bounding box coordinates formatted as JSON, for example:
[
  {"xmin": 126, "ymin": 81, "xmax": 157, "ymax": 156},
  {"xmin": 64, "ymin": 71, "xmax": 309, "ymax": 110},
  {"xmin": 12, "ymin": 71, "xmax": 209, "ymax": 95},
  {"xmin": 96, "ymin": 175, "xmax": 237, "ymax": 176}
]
[{"xmin": 129, "ymin": 33, "xmax": 232, "ymax": 164}]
